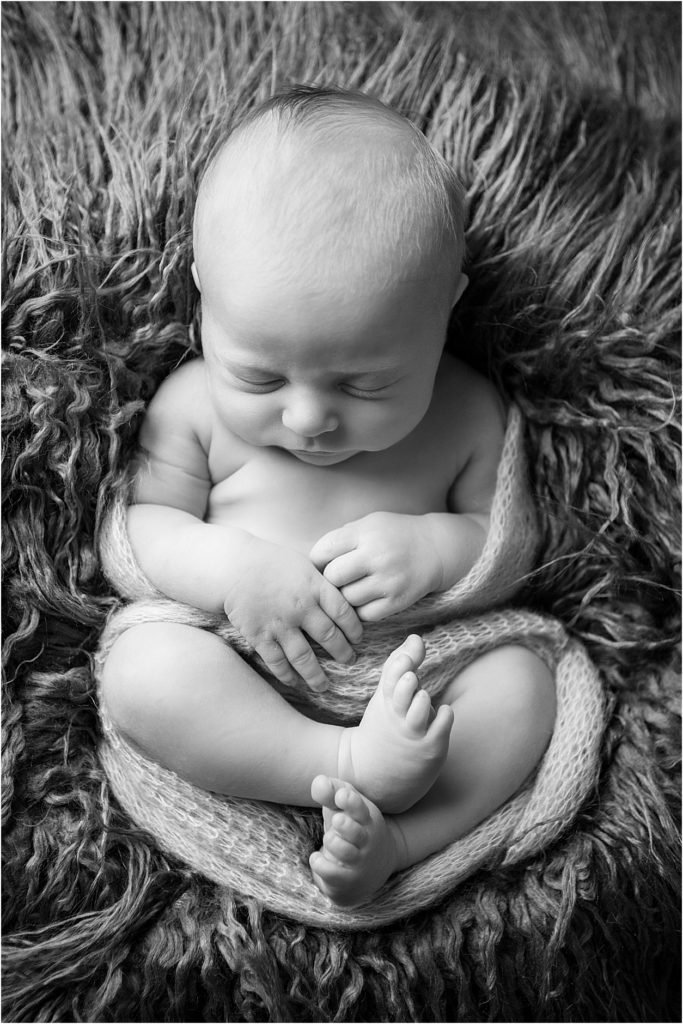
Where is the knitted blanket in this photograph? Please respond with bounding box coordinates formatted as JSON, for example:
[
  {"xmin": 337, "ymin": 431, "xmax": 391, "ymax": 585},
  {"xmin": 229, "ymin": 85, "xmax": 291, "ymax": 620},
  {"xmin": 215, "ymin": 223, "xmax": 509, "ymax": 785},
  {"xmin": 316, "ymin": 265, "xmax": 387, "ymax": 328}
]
[{"xmin": 95, "ymin": 406, "xmax": 605, "ymax": 929}]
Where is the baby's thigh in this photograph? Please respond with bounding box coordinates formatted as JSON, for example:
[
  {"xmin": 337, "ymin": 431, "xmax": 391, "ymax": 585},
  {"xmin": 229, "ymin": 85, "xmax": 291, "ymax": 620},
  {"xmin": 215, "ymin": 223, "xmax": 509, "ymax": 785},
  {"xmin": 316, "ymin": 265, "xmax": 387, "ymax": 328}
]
[
  {"xmin": 99, "ymin": 621, "xmax": 243, "ymax": 743},
  {"xmin": 439, "ymin": 644, "xmax": 557, "ymax": 742}
]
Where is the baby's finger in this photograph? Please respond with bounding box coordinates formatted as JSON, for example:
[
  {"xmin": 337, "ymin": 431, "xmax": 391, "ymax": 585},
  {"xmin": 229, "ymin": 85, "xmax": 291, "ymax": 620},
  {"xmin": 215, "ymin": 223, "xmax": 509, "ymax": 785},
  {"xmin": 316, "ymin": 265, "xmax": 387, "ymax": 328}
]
[
  {"xmin": 309, "ymin": 525, "xmax": 358, "ymax": 570},
  {"xmin": 256, "ymin": 639, "xmax": 299, "ymax": 686},
  {"xmin": 355, "ymin": 597, "xmax": 395, "ymax": 623},
  {"xmin": 304, "ymin": 606, "xmax": 356, "ymax": 666},
  {"xmin": 322, "ymin": 550, "xmax": 367, "ymax": 589},
  {"xmin": 318, "ymin": 580, "xmax": 363, "ymax": 644},
  {"xmin": 280, "ymin": 631, "xmax": 329, "ymax": 692},
  {"xmin": 340, "ymin": 576, "xmax": 385, "ymax": 609}
]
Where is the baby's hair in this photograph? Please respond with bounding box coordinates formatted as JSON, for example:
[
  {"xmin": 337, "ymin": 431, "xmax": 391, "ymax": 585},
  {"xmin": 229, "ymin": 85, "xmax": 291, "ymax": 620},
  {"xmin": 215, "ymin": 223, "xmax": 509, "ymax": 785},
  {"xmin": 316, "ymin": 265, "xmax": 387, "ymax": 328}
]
[{"xmin": 195, "ymin": 85, "xmax": 466, "ymax": 290}]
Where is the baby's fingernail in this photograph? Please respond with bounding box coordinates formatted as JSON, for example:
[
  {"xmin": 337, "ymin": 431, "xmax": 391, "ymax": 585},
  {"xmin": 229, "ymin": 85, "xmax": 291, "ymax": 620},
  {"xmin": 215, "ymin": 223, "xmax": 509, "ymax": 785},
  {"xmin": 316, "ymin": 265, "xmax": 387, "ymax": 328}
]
[
  {"xmin": 312, "ymin": 679, "xmax": 329, "ymax": 692},
  {"xmin": 345, "ymin": 651, "xmax": 356, "ymax": 665}
]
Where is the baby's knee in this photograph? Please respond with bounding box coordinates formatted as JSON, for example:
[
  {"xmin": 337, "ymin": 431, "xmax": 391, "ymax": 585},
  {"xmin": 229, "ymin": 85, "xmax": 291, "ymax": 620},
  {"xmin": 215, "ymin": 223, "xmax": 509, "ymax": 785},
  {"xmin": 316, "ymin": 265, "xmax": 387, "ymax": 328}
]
[
  {"xmin": 501, "ymin": 645, "xmax": 557, "ymax": 734},
  {"xmin": 444, "ymin": 643, "xmax": 556, "ymax": 738},
  {"xmin": 99, "ymin": 622, "xmax": 204, "ymax": 744}
]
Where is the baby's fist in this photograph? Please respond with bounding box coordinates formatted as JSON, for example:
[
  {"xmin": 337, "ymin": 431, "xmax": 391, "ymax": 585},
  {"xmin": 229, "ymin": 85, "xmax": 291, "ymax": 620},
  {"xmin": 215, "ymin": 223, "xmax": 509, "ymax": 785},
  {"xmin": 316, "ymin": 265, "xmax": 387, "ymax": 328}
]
[{"xmin": 310, "ymin": 512, "xmax": 443, "ymax": 621}]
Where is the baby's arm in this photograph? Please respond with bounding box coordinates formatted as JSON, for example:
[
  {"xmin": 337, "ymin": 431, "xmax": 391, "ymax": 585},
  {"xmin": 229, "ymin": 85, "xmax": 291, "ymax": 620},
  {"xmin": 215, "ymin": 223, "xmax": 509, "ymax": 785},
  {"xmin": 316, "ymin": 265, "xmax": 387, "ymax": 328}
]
[
  {"xmin": 127, "ymin": 360, "xmax": 235, "ymax": 612},
  {"xmin": 310, "ymin": 377, "xmax": 504, "ymax": 621},
  {"xmin": 127, "ymin": 361, "xmax": 361, "ymax": 689},
  {"xmin": 422, "ymin": 389, "xmax": 505, "ymax": 589}
]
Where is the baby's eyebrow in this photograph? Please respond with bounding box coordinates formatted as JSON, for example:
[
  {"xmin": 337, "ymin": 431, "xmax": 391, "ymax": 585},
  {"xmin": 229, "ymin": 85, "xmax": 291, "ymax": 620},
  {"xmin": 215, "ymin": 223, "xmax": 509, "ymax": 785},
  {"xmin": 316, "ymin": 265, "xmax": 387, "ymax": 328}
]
[
  {"xmin": 343, "ymin": 368, "xmax": 403, "ymax": 382},
  {"xmin": 215, "ymin": 351, "xmax": 403, "ymax": 382},
  {"xmin": 217, "ymin": 355, "xmax": 278, "ymax": 375}
]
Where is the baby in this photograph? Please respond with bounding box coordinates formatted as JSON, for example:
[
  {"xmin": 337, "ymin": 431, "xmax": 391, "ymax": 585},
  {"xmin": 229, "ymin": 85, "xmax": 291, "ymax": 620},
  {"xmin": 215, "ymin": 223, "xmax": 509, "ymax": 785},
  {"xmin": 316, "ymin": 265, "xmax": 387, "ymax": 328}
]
[{"xmin": 101, "ymin": 86, "xmax": 556, "ymax": 907}]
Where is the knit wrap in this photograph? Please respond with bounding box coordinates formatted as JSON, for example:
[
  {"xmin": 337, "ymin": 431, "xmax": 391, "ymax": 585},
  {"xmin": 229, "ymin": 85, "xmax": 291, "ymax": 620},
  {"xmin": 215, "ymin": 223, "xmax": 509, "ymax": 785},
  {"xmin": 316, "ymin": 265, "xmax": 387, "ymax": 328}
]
[{"xmin": 94, "ymin": 405, "xmax": 605, "ymax": 929}]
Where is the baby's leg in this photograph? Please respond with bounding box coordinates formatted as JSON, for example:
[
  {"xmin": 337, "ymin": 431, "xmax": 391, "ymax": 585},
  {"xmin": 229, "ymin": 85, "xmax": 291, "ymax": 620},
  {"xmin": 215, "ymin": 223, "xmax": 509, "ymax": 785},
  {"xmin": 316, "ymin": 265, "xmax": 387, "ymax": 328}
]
[
  {"xmin": 310, "ymin": 645, "xmax": 556, "ymax": 905},
  {"xmin": 100, "ymin": 622, "xmax": 338, "ymax": 803},
  {"xmin": 100, "ymin": 623, "xmax": 451, "ymax": 807}
]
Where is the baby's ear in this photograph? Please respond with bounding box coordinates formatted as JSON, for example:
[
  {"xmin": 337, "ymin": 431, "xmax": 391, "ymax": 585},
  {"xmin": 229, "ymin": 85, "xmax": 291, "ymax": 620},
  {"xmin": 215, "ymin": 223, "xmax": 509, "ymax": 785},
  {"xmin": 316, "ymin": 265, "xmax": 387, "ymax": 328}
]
[
  {"xmin": 452, "ymin": 272, "xmax": 469, "ymax": 308},
  {"xmin": 191, "ymin": 261, "xmax": 201, "ymax": 293}
]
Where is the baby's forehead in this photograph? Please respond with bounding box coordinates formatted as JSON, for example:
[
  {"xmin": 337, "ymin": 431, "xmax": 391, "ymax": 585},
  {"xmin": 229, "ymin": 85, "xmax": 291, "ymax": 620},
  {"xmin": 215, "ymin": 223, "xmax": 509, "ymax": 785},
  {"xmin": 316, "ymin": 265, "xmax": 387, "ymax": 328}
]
[
  {"xmin": 195, "ymin": 114, "xmax": 430, "ymax": 270},
  {"xmin": 200, "ymin": 106, "xmax": 415, "ymax": 208},
  {"xmin": 212, "ymin": 96, "xmax": 412, "ymax": 161},
  {"xmin": 194, "ymin": 94, "xmax": 464, "ymax": 293}
]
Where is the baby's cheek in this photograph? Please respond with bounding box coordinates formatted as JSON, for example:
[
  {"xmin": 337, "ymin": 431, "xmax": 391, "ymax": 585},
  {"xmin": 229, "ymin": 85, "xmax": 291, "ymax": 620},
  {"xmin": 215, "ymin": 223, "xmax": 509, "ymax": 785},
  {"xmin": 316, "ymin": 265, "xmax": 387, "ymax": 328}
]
[
  {"xmin": 215, "ymin": 391, "xmax": 275, "ymax": 436},
  {"xmin": 361, "ymin": 402, "xmax": 424, "ymax": 450}
]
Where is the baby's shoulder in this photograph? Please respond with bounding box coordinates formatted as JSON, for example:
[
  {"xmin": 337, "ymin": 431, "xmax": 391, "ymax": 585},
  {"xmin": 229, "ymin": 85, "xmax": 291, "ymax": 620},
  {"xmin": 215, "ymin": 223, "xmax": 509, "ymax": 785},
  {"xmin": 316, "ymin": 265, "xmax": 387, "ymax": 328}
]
[
  {"xmin": 150, "ymin": 356, "xmax": 209, "ymax": 406},
  {"xmin": 433, "ymin": 355, "xmax": 507, "ymax": 512},
  {"xmin": 433, "ymin": 354, "xmax": 506, "ymax": 438},
  {"xmin": 144, "ymin": 357, "xmax": 212, "ymax": 448}
]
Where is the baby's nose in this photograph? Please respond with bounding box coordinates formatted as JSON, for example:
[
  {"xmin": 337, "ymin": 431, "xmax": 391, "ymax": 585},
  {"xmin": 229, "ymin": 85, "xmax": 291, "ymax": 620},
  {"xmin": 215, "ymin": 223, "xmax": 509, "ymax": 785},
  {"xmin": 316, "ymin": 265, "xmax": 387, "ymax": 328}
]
[{"xmin": 281, "ymin": 392, "xmax": 338, "ymax": 437}]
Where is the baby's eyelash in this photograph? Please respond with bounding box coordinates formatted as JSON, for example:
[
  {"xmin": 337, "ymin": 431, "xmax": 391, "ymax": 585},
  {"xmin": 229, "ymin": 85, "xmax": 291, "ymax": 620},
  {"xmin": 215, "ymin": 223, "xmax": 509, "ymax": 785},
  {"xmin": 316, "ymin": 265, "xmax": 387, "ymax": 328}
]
[
  {"xmin": 229, "ymin": 373, "xmax": 391, "ymax": 398},
  {"xmin": 342, "ymin": 383, "xmax": 391, "ymax": 398},
  {"xmin": 234, "ymin": 375, "xmax": 284, "ymax": 392}
]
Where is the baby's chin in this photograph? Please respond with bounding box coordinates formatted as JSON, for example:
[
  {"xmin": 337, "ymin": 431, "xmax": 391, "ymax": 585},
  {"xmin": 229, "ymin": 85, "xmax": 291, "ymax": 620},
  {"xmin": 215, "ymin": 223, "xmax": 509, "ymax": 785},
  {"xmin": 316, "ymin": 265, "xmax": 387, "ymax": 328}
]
[{"xmin": 286, "ymin": 447, "xmax": 360, "ymax": 466}]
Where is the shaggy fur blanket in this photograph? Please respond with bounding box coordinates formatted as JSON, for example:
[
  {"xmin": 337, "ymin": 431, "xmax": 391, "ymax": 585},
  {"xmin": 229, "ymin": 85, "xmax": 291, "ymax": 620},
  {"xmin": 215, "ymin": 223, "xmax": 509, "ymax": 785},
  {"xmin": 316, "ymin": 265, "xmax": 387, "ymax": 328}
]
[{"xmin": 2, "ymin": 2, "xmax": 680, "ymax": 1021}]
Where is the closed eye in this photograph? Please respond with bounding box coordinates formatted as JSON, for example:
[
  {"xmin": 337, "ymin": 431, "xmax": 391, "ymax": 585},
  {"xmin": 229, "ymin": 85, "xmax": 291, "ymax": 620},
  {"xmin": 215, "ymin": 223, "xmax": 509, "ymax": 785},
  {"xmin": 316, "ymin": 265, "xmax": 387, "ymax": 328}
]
[
  {"xmin": 341, "ymin": 382, "xmax": 395, "ymax": 399},
  {"xmin": 232, "ymin": 375, "xmax": 284, "ymax": 393}
]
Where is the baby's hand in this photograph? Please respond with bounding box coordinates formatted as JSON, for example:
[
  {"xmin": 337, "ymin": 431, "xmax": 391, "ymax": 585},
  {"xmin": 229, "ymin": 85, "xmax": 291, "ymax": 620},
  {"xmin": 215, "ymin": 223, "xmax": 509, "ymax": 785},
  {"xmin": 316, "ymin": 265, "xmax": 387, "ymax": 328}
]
[
  {"xmin": 310, "ymin": 513, "xmax": 443, "ymax": 622},
  {"xmin": 223, "ymin": 537, "xmax": 362, "ymax": 692}
]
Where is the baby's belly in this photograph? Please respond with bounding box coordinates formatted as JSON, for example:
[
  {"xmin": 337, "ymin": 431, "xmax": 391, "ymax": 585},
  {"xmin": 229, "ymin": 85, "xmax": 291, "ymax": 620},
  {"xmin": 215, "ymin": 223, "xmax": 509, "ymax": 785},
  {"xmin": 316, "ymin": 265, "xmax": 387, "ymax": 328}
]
[{"xmin": 205, "ymin": 448, "xmax": 448, "ymax": 554}]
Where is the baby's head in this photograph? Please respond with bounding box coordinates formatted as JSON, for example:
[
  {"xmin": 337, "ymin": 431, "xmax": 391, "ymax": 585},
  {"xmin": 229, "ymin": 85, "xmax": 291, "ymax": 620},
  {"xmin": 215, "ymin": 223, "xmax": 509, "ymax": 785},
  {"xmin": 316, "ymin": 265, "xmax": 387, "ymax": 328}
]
[{"xmin": 192, "ymin": 86, "xmax": 468, "ymax": 465}]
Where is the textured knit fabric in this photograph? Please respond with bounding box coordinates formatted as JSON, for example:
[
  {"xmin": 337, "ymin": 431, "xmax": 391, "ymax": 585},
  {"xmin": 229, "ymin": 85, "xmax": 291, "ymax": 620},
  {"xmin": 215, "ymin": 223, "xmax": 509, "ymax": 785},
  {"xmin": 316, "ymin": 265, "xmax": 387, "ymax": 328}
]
[{"xmin": 94, "ymin": 404, "xmax": 605, "ymax": 929}]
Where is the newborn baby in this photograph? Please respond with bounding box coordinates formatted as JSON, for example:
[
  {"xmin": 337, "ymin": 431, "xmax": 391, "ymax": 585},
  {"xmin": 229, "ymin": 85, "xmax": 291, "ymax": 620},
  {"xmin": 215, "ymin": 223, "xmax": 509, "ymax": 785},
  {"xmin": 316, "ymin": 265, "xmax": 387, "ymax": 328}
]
[{"xmin": 101, "ymin": 86, "xmax": 556, "ymax": 907}]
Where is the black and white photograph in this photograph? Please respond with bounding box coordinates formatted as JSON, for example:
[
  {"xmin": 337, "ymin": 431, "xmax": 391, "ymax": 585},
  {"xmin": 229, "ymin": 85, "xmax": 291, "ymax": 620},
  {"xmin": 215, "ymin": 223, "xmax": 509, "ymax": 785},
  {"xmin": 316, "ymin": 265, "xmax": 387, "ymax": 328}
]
[{"xmin": 2, "ymin": 2, "xmax": 680, "ymax": 1021}]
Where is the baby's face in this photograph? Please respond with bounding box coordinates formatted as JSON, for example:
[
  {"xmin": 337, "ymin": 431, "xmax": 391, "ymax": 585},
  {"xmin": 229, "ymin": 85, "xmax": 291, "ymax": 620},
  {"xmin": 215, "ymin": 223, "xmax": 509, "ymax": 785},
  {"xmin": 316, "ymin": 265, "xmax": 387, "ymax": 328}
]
[{"xmin": 196, "ymin": 260, "xmax": 454, "ymax": 466}]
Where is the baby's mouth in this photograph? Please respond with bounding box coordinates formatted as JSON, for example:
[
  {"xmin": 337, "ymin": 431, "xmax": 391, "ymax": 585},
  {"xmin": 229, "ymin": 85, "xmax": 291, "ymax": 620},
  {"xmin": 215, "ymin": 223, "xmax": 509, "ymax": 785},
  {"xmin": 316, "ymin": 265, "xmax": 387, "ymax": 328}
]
[
  {"xmin": 291, "ymin": 446, "xmax": 334, "ymax": 455},
  {"xmin": 288, "ymin": 447, "xmax": 356, "ymax": 465}
]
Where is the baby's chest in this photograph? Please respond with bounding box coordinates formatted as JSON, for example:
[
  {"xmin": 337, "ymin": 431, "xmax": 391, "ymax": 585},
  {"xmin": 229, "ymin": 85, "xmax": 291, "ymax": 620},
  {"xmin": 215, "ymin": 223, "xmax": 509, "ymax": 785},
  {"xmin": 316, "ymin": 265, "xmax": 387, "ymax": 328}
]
[{"xmin": 206, "ymin": 447, "xmax": 455, "ymax": 552}]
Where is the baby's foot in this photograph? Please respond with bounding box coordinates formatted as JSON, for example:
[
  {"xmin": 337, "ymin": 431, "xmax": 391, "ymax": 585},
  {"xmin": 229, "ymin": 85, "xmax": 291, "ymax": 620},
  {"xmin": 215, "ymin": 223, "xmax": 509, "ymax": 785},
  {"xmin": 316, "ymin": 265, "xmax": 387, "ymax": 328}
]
[
  {"xmin": 337, "ymin": 635, "xmax": 453, "ymax": 814},
  {"xmin": 310, "ymin": 776, "xmax": 405, "ymax": 907}
]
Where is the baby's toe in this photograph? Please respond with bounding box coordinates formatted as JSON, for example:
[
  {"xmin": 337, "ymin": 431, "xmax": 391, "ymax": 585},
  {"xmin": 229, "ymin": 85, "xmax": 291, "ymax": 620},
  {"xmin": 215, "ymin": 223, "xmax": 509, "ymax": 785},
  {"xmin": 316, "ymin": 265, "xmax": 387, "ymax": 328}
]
[
  {"xmin": 323, "ymin": 829, "xmax": 361, "ymax": 865},
  {"xmin": 309, "ymin": 849, "xmax": 338, "ymax": 886},
  {"xmin": 391, "ymin": 671, "xmax": 419, "ymax": 714},
  {"xmin": 311, "ymin": 774, "xmax": 338, "ymax": 809},
  {"xmin": 333, "ymin": 785, "xmax": 372, "ymax": 824},
  {"xmin": 428, "ymin": 703, "xmax": 455, "ymax": 743},
  {"xmin": 405, "ymin": 687, "xmax": 433, "ymax": 732},
  {"xmin": 310, "ymin": 848, "xmax": 353, "ymax": 898},
  {"xmin": 402, "ymin": 634, "xmax": 426, "ymax": 668},
  {"xmin": 331, "ymin": 810, "xmax": 366, "ymax": 847},
  {"xmin": 380, "ymin": 649, "xmax": 414, "ymax": 697}
]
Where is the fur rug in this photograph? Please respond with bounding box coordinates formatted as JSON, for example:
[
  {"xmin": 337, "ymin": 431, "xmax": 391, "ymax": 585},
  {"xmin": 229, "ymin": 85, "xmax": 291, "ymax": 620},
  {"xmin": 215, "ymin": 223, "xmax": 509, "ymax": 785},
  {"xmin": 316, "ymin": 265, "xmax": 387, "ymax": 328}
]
[{"xmin": 2, "ymin": 2, "xmax": 680, "ymax": 1020}]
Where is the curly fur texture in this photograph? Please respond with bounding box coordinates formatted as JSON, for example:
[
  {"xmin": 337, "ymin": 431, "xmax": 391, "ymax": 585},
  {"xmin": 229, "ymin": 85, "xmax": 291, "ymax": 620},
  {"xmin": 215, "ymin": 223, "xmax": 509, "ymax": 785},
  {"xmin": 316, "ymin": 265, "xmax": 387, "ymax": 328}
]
[{"xmin": 2, "ymin": 2, "xmax": 680, "ymax": 1021}]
